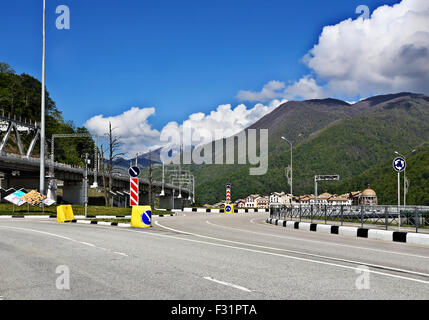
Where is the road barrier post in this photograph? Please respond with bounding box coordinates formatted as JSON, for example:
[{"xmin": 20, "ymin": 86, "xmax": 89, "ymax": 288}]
[
  {"xmin": 57, "ymin": 205, "xmax": 74, "ymax": 223},
  {"xmin": 311, "ymin": 205, "xmax": 313, "ymax": 223},
  {"xmin": 361, "ymin": 206, "xmax": 364, "ymax": 228},
  {"xmin": 340, "ymin": 205, "xmax": 344, "ymax": 226},
  {"xmin": 299, "ymin": 205, "xmax": 302, "ymax": 222},
  {"xmin": 131, "ymin": 205, "xmax": 152, "ymax": 228}
]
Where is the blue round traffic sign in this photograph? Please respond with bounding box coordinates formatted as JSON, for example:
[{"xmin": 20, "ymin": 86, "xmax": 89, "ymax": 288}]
[
  {"xmin": 128, "ymin": 166, "xmax": 141, "ymax": 177},
  {"xmin": 141, "ymin": 210, "xmax": 151, "ymax": 225},
  {"xmin": 393, "ymin": 157, "xmax": 406, "ymax": 172},
  {"xmin": 225, "ymin": 205, "xmax": 232, "ymax": 213}
]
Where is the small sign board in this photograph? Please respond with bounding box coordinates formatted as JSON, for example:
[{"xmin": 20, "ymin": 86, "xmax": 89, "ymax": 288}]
[
  {"xmin": 224, "ymin": 204, "xmax": 234, "ymax": 214},
  {"xmin": 393, "ymin": 157, "xmax": 406, "ymax": 172},
  {"xmin": 128, "ymin": 166, "xmax": 141, "ymax": 178}
]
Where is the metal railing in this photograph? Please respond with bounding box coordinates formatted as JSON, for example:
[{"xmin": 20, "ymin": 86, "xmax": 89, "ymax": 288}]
[{"xmin": 270, "ymin": 204, "xmax": 429, "ymax": 233}]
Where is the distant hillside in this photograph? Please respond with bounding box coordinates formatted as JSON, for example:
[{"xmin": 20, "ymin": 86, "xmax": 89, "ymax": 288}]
[
  {"xmin": 334, "ymin": 141, "xmax": 429, "ymax": 205},
  {"xmin": 190, "ymin": 93, "xmax": 429, "ymax": 205},
  {"xmin": 0, "ymin": 62, "xmax": 95, "ymax": 166},
  {"xmin": 111, "ymin": 148, "xmax": 162, "ymax": 172}
]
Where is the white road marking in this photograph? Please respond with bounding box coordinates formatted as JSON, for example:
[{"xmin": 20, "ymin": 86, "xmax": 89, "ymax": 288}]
[
  {"xmin": 248, "ymin": 218, "xmax": 429, "ymax": 259},
  {"xmin": 113, "ymin": 252, "xmax": 128, "ymax": 257},
  {"xmin": 0, "ymin": 225, "xmax": 128, "ymax": 257},
  {"xmin": 203, "ymin": 277, "xmax": 252, "ymax": 293},
  {"xmin": 4, "ymin": 220, "xmax": 428, "ymax": 286},
  {"xmin": 205, "ymin": 220, "xmax": 429, "ymax": 275},
  {"xmin": 79, "ymin": 241, "xmax": 96, "ymax": 247},
  {"xmin": 33, "ymin": 218, "xmax": 429, "ymax": 286},
  {"xmin": 153, "ymin": 221, "xmax": 429, "ymax": 284}
]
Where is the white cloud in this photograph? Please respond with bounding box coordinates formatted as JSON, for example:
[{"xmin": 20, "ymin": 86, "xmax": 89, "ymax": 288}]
[
  {"xmin": 304, "ymin": 0, "xmax": 429, "ymax": 97},
  {"xmin": 237, "ymin": 0, "xmax": 429, "ymax": 102},
  {"xmin": 236, "ymin": 80, "xmax": 286, "ymax": 102},
  {"xmin": 284, "ymin": 76, "xmax": 327, "ymax": 100},
  {"xmin": 160, "ymin": 99, "xmax": 287, "ymax": 147},
  {"xmin": 84, "ymin": 99, "xmax": 286, "ymax": 157},
  {"xmin": 84, "ymin": 107, "xmax": 162, "ymax": 156}
]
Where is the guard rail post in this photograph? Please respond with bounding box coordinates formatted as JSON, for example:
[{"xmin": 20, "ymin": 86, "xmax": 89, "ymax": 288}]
[
  {"xmin": 385, "ymin": 206, "xmax": 388, "ymax": 230},
  {"xmin": 415, "ymin": 207, "xmax": 419, "ymax": 233},
  {"xmin": 340, "ymin": 205, "xmax": 344, "ymax": 226},
  {"xmin": 361, "ymin": 206, "xmax": 364, "ymax": 228},
  {"xmin": 324, "ymin": 205, "xmax": 327, "ymax": 224}
]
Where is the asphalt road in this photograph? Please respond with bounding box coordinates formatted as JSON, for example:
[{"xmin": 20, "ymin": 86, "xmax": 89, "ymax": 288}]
[{"xmin": 1, "ymin": 212, "xmax": 429, "ymax": 300}]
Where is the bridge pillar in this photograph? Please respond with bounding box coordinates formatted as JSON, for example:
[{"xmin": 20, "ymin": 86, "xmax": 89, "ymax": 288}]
[
  {"xmin": 62, "ymin": 181, "xmax": 85, "ymax": 205},
  {"xmin": 173, "ymin": 197, "xmax": 183, "ymax": 210},
  {"xmin": 159, "ymin": 194, "xmax": 174, "ymax": 210}
]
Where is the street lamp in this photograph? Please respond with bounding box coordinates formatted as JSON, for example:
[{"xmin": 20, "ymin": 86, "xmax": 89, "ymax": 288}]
[
  {"xmin": 281, "ymin": 136, "xmax": 293, "ymax": 196},
  {"xmin": 40, "ymin": 0, "xmax": 46, "ymax": 194},
  {"xmin": 160, "ymin": 162, "xmax": 165, "ymax": 196}
]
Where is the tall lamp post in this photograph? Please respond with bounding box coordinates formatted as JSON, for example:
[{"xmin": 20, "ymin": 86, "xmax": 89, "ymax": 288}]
[
  {"xmin": 40, "ymin": 0, "xmax": 46, "ymax": 194},
  {"xmin": 281, "ymin": 137, "xmax": 293, "ymax": 196}
]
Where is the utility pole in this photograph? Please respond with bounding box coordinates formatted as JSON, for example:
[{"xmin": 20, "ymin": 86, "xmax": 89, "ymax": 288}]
[
  {"xmin": 281, "ymin": 137, "xmax": 293, "ymax": 196},
  {"xmin": 160, "ymin": 161, "xmax": 165, "ymax": 196},
  {"xmin": 148, "ymin": 150, "xmax": 153, "ymax": 208},
  {"xmin": 84, "ymin": 153, "xmax": 89, "ymax": 218},
  {"xmin": 39, "ymin": 0, "xmax": 46, "ymax": 194}
]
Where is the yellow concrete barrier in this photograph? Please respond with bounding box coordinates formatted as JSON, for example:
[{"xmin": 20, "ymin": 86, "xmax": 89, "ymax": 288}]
[
  {"xmin": 224, "ymin": 204, "xmax": 234, "ymax": 214},
  {"xmin": 131, "ymin": 205, "xmax": 152, "ymax": 228},
  {"xmin": 57, "ymin": 205, "xmax": 74, "ymax": 223}
]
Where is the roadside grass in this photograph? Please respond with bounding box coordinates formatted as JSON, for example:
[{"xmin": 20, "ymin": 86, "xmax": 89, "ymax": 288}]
[{"xmin": 0, "ymin": 204, "xmax": 172, "ymax": 216}]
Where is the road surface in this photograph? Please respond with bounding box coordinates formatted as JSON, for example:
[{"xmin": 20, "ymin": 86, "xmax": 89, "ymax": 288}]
[{"xmin": 0, "ymin": 212, "xmax": 429, "ymax": 300}]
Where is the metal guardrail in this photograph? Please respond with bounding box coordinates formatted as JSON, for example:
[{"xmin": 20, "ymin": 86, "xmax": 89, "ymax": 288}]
[{"xmin": 270, "ymin": 204, "xmax": 429, "ymax": 233}]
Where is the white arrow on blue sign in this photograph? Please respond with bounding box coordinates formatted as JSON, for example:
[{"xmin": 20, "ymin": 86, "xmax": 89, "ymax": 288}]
[
  {"xmin": 393, "ymin": 157, "xmax": 406, "ymax": 172},
  {"xmin": 128, "ymin": 166, "xmax": 141, "ymax": 177}
]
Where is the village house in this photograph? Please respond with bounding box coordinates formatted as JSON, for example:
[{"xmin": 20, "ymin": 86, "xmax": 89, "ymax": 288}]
[
  {"xmin": 269, "ymin": 192, "xmax": 293, "ymax": 206},
  {"xmin": 234, "ymin": 199, "xmax": 246, "ymax": 208},
  {"xmin": 255, "ymin": 195, "xmax": 270, "ymax": 209},
  {"xmin": 245, "ymin": 194, "xmax": 260, "ymax": 208}
]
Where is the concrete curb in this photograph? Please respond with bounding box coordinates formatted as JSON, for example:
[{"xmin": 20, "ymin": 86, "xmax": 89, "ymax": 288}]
[
  {"xmin": 70, "ymin": 220, "xmax": 131, "ymax": 228},
  {"xmin": 266, "ymin": 218, "xmax": 429, "ymax": 246},
  {"xmin": 183, "ymin": 207, "xmax": 269, "ymax": 213}
]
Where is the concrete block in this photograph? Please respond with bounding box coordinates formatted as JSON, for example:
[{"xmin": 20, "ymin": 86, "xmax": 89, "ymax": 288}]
[
  {"xmin": 286, "ymin": 221, "xmax": 295, "ymax": 228},
  {"xmin": 406, "ymin": 233, "xmax": 429, "ymax": 246},
  {"xmin": 299, "ymin": 222, "xmax": 311, "ymax": 231},
  {"xmin": 339, "ymin": 226, "xmax": 358, "ymax": 237},
  {"xmin": 368, "ymin": 229, "xmax": 393, "ymax": 241},
  {"xmin": 316, "ymin": 224, "xmax": 332, "ymax": 234}
]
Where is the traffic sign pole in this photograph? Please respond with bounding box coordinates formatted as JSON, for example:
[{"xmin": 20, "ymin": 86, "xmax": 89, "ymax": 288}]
[
  {"xmin": 128, "ymin": 166, "xmax": 141, "ymax": 206},
  {"xmin": 398, "ymin": 172, "xmax": 401, "ymax": 229},
  {"xmin": 393, "ymin": 157, "xmax": 406, "ymax": 230}
]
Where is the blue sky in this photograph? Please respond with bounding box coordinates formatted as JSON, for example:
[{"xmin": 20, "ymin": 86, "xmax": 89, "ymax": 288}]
[{"xmin": 1, "ymin": 0, "xmax": 402, "ymax": 130}]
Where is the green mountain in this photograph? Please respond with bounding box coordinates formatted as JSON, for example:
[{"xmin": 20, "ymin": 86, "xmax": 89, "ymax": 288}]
[
  {"xmin": 0, "ymin": 62, "xmax": 95, "ymax": 165},
  {"xmin": 335, "ymin": 141, "xmax": 429, "ymax": 205},
  {"xmin": 191, "ymin": 93, "xmax": 429, "ymax": 205}
]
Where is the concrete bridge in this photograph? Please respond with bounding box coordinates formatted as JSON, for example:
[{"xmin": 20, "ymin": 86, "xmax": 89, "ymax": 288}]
[{"xmin": 0, "ymin": 153, "xmax": 192, "ymax": 209}]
